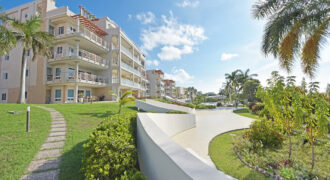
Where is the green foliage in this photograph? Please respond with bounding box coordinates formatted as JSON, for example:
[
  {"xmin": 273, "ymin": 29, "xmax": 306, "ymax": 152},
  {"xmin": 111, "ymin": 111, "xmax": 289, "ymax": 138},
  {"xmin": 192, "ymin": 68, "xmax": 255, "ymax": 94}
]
[
  {"xmin": 246, "ymin": 119, "xmax": 283, "ymax": 148},
  {"xmin": 184, "ymin": 102, "xmax": 196, "ymax": 109},
  {"xmin": 109, "ymin": 91, "xmax": 135, "ymax": 114},
  {"xmin": 82, "ymin": 113, "xmax": 142, "ymax": 179},
  {"xmin": 251, "ymin": 102, "xmax": 264, "ymax": 115},
  {"xmin": 195, "ymin": 104, "xmax": 216, "ymax": 109},
  {"xmin": 117, "ymin": 169, "xmax": 145, "ymax": 180},
  {"xmin": 216, "ymin": 101, "xmax": 222, "ymax": 107},
  {"xmin": 166, "ymin": 110, "xmax": 187, "ymax": 114}
]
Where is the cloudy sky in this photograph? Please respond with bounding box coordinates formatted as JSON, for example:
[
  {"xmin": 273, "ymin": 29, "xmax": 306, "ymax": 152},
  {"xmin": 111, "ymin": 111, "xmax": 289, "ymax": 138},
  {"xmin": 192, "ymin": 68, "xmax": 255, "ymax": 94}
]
[{"xmin": 3, "ymin": 0, "xmax": 329, "ymax": 92}]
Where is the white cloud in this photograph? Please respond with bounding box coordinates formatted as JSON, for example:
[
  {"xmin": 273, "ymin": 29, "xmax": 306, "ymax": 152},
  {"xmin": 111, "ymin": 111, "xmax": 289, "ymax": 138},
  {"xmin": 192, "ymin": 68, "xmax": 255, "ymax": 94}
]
[
  {"xmin": 140, "ymin": 11, "xmax": 207, "ymax": 61},
  {"xmin": 221, "ymin": 53, "xmax": 239, "ymax": 61},
  {"xmin": 136, "ymin": 12, "xmax": 155, "ymax": 24},
  {"xmin": 164, "ymin": 67, "xmax": 194, "ymax": 84},
  {"xmin": 127, "ymin": 14, "xmax": 132, "ymax": 20},
  {"xmin": 146, "ymin": 60, "xmax": 159, "ymax": 67},
  {"xmin": 176, "ymin": 0, "xmax": 200, "ymax": 8}
]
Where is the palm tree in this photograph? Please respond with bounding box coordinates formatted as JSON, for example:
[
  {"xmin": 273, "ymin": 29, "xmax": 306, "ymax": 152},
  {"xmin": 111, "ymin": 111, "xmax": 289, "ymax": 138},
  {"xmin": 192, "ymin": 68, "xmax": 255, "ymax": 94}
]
[
  {"xmin": 187, "ymin": 87, "xmax": 197, "ymax": 102},
  {"xmin": 239, "ymin": 69, "xmax": 258, "ymax": 83},
  {"xmin": 225, "ymin": 70, "xmax": 242, "ymax": 106},
  {"xmin": 0, "ymin": 7, "xmax": 17, "ymax": 56},
  {"xmin": 109, "ymin": 91, "xmax": 135, "ymax": 114},
  {"xmin": 2, "ymin": 15, "xmax": 53, "ymax": 103},
  {"xmin": 252, "ymin": 0, "xmax": 329, "ymax": 78}
]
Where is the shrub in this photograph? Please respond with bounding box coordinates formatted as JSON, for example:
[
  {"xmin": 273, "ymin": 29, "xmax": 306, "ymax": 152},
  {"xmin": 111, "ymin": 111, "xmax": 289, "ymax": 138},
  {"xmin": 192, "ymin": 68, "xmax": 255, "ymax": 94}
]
[
  {"xmin": 118, "ymin": 169, "xmax": 145, "ymax": 180},
  {"xmin": 247, "ymin": 101, "xmax": 257, "ymax": 110},
  {"xmin": 167, "ymin": 110, "xmax": 187, "ymax": 114},
  {"xmin": 216, "ymin": 102, "xmax": 222, "ymax": 107},
  {"xmin": 184, "ymin": 103, "xmax": 196, "ymax": 109},
  {"xmin": 196, "ymin": 104, "xmax": 216, "ymax": 109},
  {"xmin": 251, "ymin": 102, "xmax": 264, "ymax": 115},
  {"xmin": 82, "ymin": 113, "xmax": 142, "ymax": 179},
  {"xmin": 245, "ymin": 119, "xmax": 283, "ymax": 148}
]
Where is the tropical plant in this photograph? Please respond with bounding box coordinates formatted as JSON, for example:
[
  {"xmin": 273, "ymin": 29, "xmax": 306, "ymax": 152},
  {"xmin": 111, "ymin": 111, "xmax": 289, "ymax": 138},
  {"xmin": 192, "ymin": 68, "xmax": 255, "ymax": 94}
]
[
  {"xmin": 225, "ymin": 70, "xmax": 242, "ymax": 106},
  {"xmin": 252, "ymin": 0, "xmax": 330, "ymax": 77},
  {"xmin": 0, "ymin": 7, "xmax": 17, "ymax": 56},
  {"xmin": 242, "ymin": 79, "xmax": 260, "ymax": 102},
  {"xmin": 1, "ymin": 15, "xmax": 54, "ymax": 103},
  {"xmin": 109, "ymin": 90, "xmax": 135, "ymax": 114}
]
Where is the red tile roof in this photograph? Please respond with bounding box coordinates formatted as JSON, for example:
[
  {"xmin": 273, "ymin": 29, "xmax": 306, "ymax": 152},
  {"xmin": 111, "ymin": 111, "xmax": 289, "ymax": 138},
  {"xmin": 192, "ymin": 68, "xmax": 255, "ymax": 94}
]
[{"xmin": 71, "ymin": 15, "xmax": 108, "ymax": 36}]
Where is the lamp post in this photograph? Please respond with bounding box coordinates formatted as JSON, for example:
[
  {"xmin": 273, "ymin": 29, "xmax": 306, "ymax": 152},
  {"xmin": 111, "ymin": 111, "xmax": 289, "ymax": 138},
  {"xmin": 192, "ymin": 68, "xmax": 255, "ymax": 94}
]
[{"xmin": 26, "ymin": 106, "xmax": 30, "ymax": 132}]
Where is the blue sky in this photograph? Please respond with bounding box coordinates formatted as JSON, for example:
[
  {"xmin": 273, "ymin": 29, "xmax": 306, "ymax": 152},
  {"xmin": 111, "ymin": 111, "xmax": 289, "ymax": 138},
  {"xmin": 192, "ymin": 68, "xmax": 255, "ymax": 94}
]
[{"xmin": 2, "ymin": 0, "xmax": 329, "ymax": 93}]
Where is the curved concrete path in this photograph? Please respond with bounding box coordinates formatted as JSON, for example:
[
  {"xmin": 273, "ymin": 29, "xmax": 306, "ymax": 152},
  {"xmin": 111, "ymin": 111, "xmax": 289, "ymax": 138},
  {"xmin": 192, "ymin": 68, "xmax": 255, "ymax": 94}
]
[
  {"xmin": 172, "ymin": 108, "xmax": 254, "ymax": 166},
  {"xmin": 21, "ymin": 106, "xmax": 66, "ymax": 180}
]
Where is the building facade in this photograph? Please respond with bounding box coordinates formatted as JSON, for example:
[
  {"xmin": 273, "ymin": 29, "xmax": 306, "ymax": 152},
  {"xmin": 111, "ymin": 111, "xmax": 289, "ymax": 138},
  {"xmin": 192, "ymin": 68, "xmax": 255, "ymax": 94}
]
[
  {"xmin": 146, "ymin": 70, "xmax": 165, "ymax": 98},
  {"xmin": 0, "ymin": 0, "xmax": 147, "ymax": 104},
  {"xmin": 176, "ymin": 86, "xmax": 186, "ymax": 99},
  {"xmin": 163, "ymin": 79, "xmax": 175, "ymax": 98}
]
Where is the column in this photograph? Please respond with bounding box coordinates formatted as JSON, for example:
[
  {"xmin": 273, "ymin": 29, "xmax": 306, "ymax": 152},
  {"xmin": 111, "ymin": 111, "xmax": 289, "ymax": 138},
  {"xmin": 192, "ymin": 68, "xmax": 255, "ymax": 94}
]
[
  {"xmin": 74, "ymin": 62, "xmax": 79, "ymax": 103},
  {"xmin": 76, "ymin": 16, "xmax": 80, "ymax": 33},
  {"xmin": 75, "ymin": 40, "xmax": 79, "ymax": 57}
]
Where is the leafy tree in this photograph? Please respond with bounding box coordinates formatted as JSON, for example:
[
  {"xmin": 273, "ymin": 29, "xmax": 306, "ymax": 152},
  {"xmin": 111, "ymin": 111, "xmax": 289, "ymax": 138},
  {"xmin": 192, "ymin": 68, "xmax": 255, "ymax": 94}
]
[
  {"xmin": 109, "ymin": 91, "xmax": 135, "ymax": 114},
  {"xmin": 242, "ymin": 79, "xmax": 260, "ymax": 102},
  {"xmin": 252, "ymin": 0, "xmax": 330, "ymax": 78},
  {"xmin": 301, "ymin": 77, "xmax": 307, "ymax": 92},
  {"xmin": 1, "ymin": 15, "xmax": 54, "ymax": 103},
  {"xmin": 302, "ymin": 84, "xmax": 329, "ymax": 169}
]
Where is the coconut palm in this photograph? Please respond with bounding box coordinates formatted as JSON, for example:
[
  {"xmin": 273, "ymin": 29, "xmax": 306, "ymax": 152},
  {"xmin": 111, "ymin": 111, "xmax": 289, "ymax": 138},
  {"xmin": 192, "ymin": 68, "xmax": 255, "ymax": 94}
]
[
  {"xmin": 252, "ymin": 0, "xmax": 330, "ymax": 78},
  {"xmin": 225, "ymin": 70, "xmax": 242, "ymax": 106},
  {"xmin": 239, "ymin": 69, "xmax": 258, "ymax": 83},
  {"xmin": 2, "ymin": 15, "xmax": 54, "ymax": 103},
  {"xmin": 109, "ymin": 91, "xmax": 135, "ymax": 114},
  {"xmin": 0, "ymin": 7, "xmax": 17, "ymax": 56}
]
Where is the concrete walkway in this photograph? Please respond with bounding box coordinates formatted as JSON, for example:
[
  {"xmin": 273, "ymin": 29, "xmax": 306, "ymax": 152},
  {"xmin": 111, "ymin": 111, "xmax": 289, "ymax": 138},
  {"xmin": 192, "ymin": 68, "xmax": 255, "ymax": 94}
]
[
  {"xmin": 21, "ymin": 106, "xmax": 66, "ymax": 180},
  {"xmin": 172, "ymin": 108, "xmax": 254, "ymax": 166}
]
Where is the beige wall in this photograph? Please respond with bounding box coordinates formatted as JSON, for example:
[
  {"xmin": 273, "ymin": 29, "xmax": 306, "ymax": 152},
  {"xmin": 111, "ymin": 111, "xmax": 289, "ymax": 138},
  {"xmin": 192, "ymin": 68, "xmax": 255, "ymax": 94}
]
[{"xmin": 93, "ymin": 86, "xmax": 113, "ymax": 101}]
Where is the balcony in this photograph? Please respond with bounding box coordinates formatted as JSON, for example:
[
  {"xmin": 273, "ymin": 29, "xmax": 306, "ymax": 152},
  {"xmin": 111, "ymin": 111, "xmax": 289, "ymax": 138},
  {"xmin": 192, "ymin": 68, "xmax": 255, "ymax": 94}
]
[
  {"xmin": 48, "ymin": 49, "xmax": 108, "ymax": 69},
  {"xmin": 121, "ymin": 78, "xmax": 141, "ymax": 89},
  {"xmin": 120, "ymin": 45, "xmax": 133, "ymax": 58},
  {"xmin": 47, "ymin": 71, "xmax": 107, "ymax": 86},
  {"xmin": 133, "ymin": 55, "xmax": 141, "ymax": 64},
  {"xmin": 121, "ymin": 62, "xmax": 141, "ymax": 76},
  {"xmin": 52, "ymin": 26, "xmax": 109, "ymax": 52}
]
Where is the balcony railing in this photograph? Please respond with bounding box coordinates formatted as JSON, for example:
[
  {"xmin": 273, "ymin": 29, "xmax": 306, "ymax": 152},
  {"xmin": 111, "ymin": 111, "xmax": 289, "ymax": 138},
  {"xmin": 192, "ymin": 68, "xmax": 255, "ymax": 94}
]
[
  {"xmin": 121, "ymin": 45, "xmax": 133, "ymax": 58},
  {"xmin": 121, "ymin": 62, "xmax": 141, "ymax": 76},
  {"xmin": 48, "ymin": 49, "xmax": 108, "ymax": 68},
  {"xmin": 52, "ymin": 26, "xmax": 109, "ymax": 50},
  {"xmin": 133, "ymin": 55, "xmax": 141, "ymax": 64},
  {"xmin": 121, "ymin": 78, "xmax": 141, "ymax": 88},
  {"xmin": 47, "ymin": 71, "xmax": 107, "ymax": 85}
]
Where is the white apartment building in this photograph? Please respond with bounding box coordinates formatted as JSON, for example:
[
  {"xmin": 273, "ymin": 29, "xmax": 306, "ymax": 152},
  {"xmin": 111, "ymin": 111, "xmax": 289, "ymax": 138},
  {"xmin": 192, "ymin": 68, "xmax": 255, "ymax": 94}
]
[
  {"xmin": 176, "ymin": 86, "xmax": 186, "ymax": 99},
  {"xmin": 0, "ymin": 0, "xmax": 147, "ymax": 104},
  {"xmin": 146, "ymin": 70, "xmax": 165, "ymax": 98},
  {"xmin": 163, "ymin": 79, "xmax": 176, "ymax": 98}
]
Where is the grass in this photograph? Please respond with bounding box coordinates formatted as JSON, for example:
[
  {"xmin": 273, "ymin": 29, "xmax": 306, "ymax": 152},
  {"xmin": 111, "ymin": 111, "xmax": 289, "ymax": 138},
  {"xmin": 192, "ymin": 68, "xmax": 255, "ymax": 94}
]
[
  {"xmin": 44, "ymin": 102, "xmax": 138, "ymax": 180},
  {"xmin": 0, "ymin": 104, "xmax": 51, "ymax": 180},
  {"xmin": 233, "ymin": 108, "xmax": 259, "ymax": 119},
  {"xmin": 152, "ymin": 98, "xmax": 173, "ymax": 104},
  {"xmin": 209, "ymin": 130, "xmax": 271, "ymax": 180}
]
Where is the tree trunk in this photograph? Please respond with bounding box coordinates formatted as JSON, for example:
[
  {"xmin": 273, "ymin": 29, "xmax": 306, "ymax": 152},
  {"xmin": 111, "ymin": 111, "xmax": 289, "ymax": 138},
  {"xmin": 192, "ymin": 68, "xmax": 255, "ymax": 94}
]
[
  {"xmin": 118, "ymin": 105, "xmax": 122, "ymax": 114},
  {"xmin": 311, "ymin": 140, "xmax": 314, "ymax": 169},
  {"xmin": 288, "ymin": 133, "xmax": 292, "ymax": 160},
  {"xmin": 19, "ymin": 49, "xmax": 27, "ymax": 104}
]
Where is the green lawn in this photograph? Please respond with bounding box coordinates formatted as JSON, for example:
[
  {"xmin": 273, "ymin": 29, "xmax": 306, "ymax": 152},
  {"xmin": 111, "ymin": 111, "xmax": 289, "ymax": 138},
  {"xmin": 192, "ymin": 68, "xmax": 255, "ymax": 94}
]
[
  {"xmin": 233, "ymin": 108, "xmax": 259, "ymax": 119},
  {"xmin": 209, "ymin": 130, "xmax": 271, "ymax": 180},
  {"xmin": 44, "ymin": 102, "xmax": 138, "ymax": 180},
  {"xmin": 0, "ymin": 104, "xmax": 51, "ymax": 180}
]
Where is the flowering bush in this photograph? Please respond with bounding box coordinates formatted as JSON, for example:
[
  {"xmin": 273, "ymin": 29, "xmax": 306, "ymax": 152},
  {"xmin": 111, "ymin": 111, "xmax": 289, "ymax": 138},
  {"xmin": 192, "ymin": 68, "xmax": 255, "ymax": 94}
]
[
  {"xmin": 245, "ymin": 119, "xmax": 283, "ymax": 148},
  {"xmin": 251, "ymin": 102, "xmax": 264, "ymax": 115}
]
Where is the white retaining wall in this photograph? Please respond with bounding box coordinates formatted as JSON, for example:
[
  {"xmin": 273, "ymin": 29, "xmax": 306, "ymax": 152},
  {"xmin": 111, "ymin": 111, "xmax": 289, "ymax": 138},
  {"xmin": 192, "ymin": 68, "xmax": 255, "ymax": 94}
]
[
  {"xmin": 136, "ymin": 99, "xmax": 195, "ymax": 114},
  {"xmin": 137, "ymin": 113, "xmax": 225, "ymax": 180}
]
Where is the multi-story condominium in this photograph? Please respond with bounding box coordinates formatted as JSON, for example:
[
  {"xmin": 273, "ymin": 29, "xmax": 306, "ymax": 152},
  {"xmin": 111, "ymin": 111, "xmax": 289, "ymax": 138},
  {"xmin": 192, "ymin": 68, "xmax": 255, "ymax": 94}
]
[
  {"xmin": 176, "ymin": 86, "xmax": 186, "ymax": 99},
  {"xmin": 163, "ymin": 79, "xmax": 176, "ymax": 98},
  {"xmin": 0, "ymin": 0, "xmax": 147, "ymax": 104},
  {"xmin": 146, "ymin": 69, "xmax": 165, "ymax": 98}
]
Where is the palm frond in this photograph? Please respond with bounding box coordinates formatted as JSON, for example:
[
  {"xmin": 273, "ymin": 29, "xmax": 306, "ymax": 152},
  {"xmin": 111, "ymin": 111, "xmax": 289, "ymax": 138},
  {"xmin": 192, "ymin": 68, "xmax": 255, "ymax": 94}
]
[
  {"xmin": 121, "ymin": 91, "xmax": 133, "ymax": 100},
  {"xmin": 108, "ymin": 90, "xmax": 118, "ymax": 98}
]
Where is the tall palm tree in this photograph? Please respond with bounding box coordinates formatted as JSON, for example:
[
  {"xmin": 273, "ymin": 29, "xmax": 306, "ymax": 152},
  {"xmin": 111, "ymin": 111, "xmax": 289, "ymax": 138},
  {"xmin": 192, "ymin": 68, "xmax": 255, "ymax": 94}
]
[
  {"xmin": 109, "ymin": 91, "xmax": 135, "ymax": 114},
  {"xmin": 225, "ymin": 70, "xmax": 242, "ymax": 105},
  {"xmin": 239, "ymin": 69, "xmax": 258, "ymax": 83},
  {"xmin": 0, "ymin": 7, "xmax": 17, "ymax": 56},
  {"xmin": 3, "ymin": 15, "xmax": 53, "ymax": 103},
  {"xmin": 252, "ymin": 0, "xmax": 329, "ymax": 78}
]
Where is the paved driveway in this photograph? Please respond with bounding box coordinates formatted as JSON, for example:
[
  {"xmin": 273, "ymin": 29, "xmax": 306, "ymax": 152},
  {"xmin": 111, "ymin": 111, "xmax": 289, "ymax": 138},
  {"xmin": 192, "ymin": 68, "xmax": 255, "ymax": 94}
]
[{"xmin": 171, "ymin": 108, "xmax": 254, "ymax": 166}]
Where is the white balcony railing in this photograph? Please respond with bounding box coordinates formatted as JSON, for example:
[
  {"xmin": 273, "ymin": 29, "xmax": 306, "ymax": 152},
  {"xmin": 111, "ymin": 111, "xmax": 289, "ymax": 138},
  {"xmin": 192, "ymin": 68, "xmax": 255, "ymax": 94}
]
[
  {"xmin": 121, "ymin": 78, "xmax": 141, "ymax": 89},
  {"xmin": 121, "ymin": 45, "xmax": 133, "ymax": 58},
  {"xmin": 121, "ymin": 62, "xmax": 141, "ymax": 76},
  {"xmin": 48, "ymin": 49, "xmax": 108, "ymax": 68},
  {"xmin": 47, "ymin": 71, "xmax": 107, "ymax": 85},
  {"xmin": 52, "ymin": 26, "xmax": 109, "ymax": 50}
]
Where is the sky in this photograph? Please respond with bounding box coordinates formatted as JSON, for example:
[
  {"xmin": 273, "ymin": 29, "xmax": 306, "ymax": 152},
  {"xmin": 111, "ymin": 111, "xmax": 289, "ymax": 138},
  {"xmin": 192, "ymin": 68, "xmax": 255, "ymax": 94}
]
[{"xmin": 2, "ymin": 0, "xmax": 329, "ymax": 93}]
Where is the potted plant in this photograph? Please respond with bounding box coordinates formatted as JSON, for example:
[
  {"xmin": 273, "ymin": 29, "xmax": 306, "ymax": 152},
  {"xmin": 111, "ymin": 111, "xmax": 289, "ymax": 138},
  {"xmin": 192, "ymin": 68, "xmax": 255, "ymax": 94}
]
[{"xmin": 78, "ymin": 92, "xmax": 84, "ymax": 103}]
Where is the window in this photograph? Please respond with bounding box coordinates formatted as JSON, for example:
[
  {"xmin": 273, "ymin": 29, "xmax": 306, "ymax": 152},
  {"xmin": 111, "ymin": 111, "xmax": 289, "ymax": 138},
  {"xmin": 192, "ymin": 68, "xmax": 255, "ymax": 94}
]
[
  {"xmin": 86, "ymin": 90, "xmax": 91, "ymax": 97},
  {"xmin": 4, "ymin": 55, "xmax": 9, "ymax": 61},
  {"xmin": 26, "ymin": 49, "xmax": 30, "ymax": 56},
  {"xmin": 3, "ymin": 73, "xmax": 8, "ymax": 80},
  {"xmin": 55, "ymin": 89, "xmax": 61, "ymax": 101},
  {"xmin": 57, "ymin": 47, "xmax": 62, "ymax": 54},
  {"xmin": 1, "ymin": 93, "xmax": 6, "ymax": 100},
  {"xmin": 67, "ymin": 89, "xmax": 74, "ymax": 101},
  {"xmin": 58, "ymin": 26, "xmax": 64, "ymax": 35},
  {"xmin": 68, "ymin": 47, "xmax": 74, "ymax": 56},
  {"xmin": 49, "ymin": 25, "xmax": 55, "ymax": 35},
  {"xmin": 70, "ymin": 27, "xmax": 76, "ymax": 32},
  {"xmin": 26, "ymin": 70, "xmax": 29, "ymax": 77},
  {"xmin": 25, "ymin": 14, "xmax": 28, "ymax": 18},
  {"xmin": 55, "ymin": 68, "xmax": 61, "ymax": 79},
  {"xmin": 67, "ymin": 68, "xmax": 75, "ymax": 79}
]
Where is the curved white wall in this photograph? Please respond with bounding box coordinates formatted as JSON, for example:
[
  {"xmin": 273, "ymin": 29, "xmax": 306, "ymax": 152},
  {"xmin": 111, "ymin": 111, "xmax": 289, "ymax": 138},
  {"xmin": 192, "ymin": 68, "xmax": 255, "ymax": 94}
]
[
  {"xmin": 137, "ymin": 113, "xmax": 226, "ymax": 180},
  {"xmin": 136, "ymin": 100, "xmax": 195, "ymax": 114}
]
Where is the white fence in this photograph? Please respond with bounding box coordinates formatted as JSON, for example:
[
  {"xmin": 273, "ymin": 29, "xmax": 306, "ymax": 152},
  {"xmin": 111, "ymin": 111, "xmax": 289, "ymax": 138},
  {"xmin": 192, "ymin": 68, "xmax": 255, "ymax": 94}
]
[{"xmin": 136, "ymin": 99, "xmax": 195, "ymax": 114}]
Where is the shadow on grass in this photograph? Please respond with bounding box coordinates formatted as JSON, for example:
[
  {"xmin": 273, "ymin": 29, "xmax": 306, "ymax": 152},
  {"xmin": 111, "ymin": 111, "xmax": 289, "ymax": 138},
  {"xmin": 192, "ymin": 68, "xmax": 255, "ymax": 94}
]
[
  {"xmin": 59, "ymin": 140, "xmax": 87, "ymax": 180},
  {"xmin": 78, "ymin": 111, "xmax": 116, "ymax": 118}
]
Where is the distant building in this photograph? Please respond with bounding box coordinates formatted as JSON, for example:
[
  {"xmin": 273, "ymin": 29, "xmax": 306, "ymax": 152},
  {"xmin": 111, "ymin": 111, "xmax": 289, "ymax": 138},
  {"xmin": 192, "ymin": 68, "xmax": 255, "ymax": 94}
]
[
  {"xmin": 176, "ymin": 86, "xmax": 185, "ymax": 99},
  {"xmin": 146, "ymin": 70, "xmax": 165, "ymax": 98},
  {"xmin": 163, "ymin": 79, "xmax": 176, "ymax": 98}
]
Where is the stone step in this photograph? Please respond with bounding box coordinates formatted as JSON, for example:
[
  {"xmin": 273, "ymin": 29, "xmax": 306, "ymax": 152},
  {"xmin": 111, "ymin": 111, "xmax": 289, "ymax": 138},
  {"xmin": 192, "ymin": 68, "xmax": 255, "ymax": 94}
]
[
  {"xmin": 50, "ymin": 127, "xmax": 66, "ymax": 132},
  {"xmin": 52, "ymin": 121, "xmax": 65, "ymax": 125},
  {"xmin": 35, "ymin": 149, "xmax": 62, "ymax": 160},
  {"xmin": 49, "ymin": 132, "xmax": 66, "ymax": 137},
  {"xmin": 51, "ymin": 124, "xmax": 66, "ymax": 128},
  {"xmin": 21, "ymin": 169, "xmax": 59, "ymax": 180},
  {"xmin": 46, "ymin": 136, "xmax": 65, "ymax": 143},
  {"xmin": 52, "ymin": 118, "xmax": 65, "ymax": 121},
  {"xmin": 41, "ymin": 141, "xmax": 65, "ymax": 150},
  {"xmin": 26, "ymin": 158, "xmax": 61, "ymax": 172}
]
